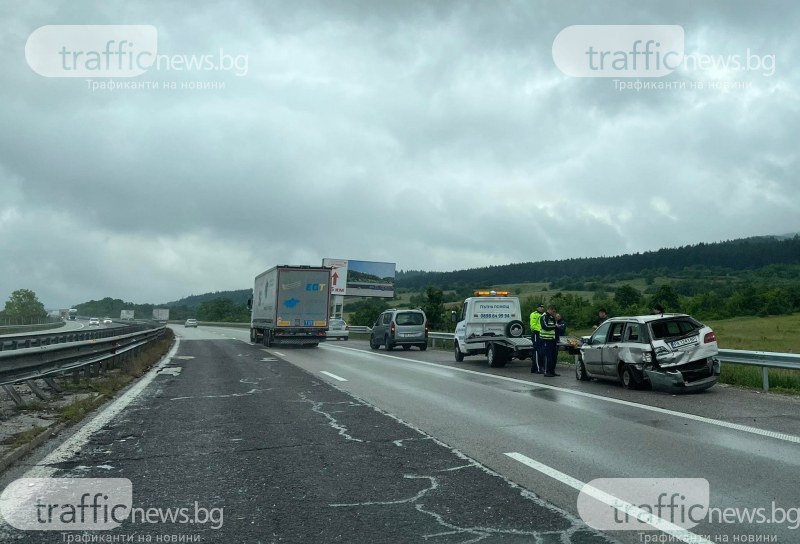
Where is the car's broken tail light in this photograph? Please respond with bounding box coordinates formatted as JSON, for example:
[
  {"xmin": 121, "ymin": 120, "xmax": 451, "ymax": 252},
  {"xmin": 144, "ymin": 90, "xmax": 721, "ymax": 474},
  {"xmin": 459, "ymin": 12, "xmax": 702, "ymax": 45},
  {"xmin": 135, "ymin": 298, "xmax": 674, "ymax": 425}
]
[{"xmin": 704, "ymin": 331, "xmax": 717, "ymax": 344}]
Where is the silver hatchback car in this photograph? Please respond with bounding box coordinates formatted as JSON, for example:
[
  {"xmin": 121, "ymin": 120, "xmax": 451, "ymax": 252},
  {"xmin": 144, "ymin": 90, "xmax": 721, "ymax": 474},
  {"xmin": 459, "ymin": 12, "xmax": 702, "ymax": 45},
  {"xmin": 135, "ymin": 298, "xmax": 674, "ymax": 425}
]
[
  {"xmin": 369, "ymin": 309, "xmax": 428, "ymax": 351},
  {"xmin": 577, "ymin": 314, "xmax": 720, "ymax": 393}
]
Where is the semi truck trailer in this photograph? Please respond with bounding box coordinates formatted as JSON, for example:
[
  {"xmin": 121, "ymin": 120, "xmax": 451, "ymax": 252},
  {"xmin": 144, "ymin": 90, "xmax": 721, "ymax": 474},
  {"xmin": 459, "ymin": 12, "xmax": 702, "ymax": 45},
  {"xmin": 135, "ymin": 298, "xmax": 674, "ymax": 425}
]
[{"xmin": 248, "ymin": 265, "xmax": 331, "ymax": 347}]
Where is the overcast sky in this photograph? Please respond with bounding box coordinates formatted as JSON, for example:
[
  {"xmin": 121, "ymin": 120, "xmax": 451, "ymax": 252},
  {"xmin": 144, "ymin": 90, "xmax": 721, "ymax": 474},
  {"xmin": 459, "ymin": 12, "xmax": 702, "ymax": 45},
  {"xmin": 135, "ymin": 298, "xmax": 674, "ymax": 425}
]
[{"xmin": 1, "ymin": 1, "xmax": 798, "ymax": 309}]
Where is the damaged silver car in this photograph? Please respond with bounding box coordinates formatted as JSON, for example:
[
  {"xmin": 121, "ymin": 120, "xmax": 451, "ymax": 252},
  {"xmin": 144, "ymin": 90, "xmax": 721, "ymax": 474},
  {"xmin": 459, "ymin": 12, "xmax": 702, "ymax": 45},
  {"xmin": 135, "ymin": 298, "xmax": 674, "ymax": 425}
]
[{"xmin": 577, "ymin": 314, "xmax": 721, "ymax": 393}]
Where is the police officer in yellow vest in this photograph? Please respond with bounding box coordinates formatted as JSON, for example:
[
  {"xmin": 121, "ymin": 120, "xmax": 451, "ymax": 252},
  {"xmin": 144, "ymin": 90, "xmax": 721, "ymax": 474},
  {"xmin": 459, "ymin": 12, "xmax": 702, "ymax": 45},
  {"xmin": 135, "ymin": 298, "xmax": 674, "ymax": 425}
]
[
  {"xmin": 529, "ymin": 303, "xmax": 545, "ymax": 373},
  {"xmin": 539, "ymin": 305, "xmax": 559, "ymax": 377}
]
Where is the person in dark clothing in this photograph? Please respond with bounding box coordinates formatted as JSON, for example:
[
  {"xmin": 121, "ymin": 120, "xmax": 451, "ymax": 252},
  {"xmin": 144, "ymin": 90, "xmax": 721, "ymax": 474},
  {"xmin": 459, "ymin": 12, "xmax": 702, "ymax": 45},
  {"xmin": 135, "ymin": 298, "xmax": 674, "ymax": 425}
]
[
  {"xmin": 529, "ymin": 303, "xmax": 545, "ymax": 373},
  {"xmin": 555, "ymin": 313, "xmax": 567, "ymax": 342},
  {"xmin": 593, "ymin": 308, "xmax": 608, "ymax": 330},
  {"xmin": 539, "ymin": 305, "xmax": 559, "ymax": 377}
]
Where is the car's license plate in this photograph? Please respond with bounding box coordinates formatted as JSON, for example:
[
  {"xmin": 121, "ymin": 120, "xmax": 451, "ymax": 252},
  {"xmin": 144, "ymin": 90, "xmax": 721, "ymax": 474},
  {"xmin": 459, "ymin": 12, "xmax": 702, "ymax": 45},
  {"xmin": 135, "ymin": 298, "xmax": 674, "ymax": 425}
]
[
  {"xmin": 670, "ymin": 337, "xmax": 698, "ymax": 349},
  {"xmin": 402, "ymin": 333, "xmax": 419, "ymax": 337}
]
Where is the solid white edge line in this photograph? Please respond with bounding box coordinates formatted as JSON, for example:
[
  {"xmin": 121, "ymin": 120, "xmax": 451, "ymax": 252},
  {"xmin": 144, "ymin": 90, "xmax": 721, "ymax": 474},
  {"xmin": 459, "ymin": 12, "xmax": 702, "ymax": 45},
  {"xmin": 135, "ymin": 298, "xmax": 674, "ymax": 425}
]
[
  {"xmin": 319, "ymin": 371, "xmax": 348, "ymax": 382},
  {"xmin": 22, "ymin": 338, "xmax": 182, "ymax": 478},
  {"xmin": 504, "ymin": 452, "xmax": 714, "ymax": 544},
  {"xmin": 321, "ymin": 344, "xmax": 800, "ymax": 444}
]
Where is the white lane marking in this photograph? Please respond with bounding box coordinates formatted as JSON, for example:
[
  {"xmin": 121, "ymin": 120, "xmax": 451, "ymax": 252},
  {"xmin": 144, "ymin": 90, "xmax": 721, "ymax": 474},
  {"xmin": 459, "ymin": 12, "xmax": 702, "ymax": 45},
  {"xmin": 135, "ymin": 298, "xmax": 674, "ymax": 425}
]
[
  {"xmin": 504, "ymin": 452, "xmax": 713, "ymax": 544},
  {"xmin": 322, "ymin": 344, "xmax": 800, "ymax": 444},
  {"xmin": 273, "ymin": 351, "xmax": 286, "ymax": 357},
  {"xmin": 20, "ymin": 338, "xmax": 181, "ymax": 478},
  {"xmin": 320, "ymin": 371, "xmax": 347, "ymax": 382}
]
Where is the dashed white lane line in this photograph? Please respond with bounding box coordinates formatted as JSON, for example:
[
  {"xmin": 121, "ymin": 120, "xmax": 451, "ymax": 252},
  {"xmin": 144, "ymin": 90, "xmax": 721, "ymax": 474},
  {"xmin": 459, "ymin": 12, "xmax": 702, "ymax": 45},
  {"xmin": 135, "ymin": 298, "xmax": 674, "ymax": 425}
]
[
  {"xmin": 504, "ymin": 452, "xmax": 713, "ymax": 544},
  {"xmin": 320, "ymin": 371, "xmax": 348, "ymax": 382},
  {"xmin": 322, "ymin": 344, "xmax": 800, "ymax": 445}
]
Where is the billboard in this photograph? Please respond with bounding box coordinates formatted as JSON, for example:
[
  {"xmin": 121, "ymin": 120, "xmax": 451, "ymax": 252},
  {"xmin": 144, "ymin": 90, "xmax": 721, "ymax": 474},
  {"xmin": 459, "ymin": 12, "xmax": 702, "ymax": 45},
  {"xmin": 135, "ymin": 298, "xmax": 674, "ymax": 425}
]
[{"xmin": 322, "ymin": 259, "xmax": 395, "ymax": 298}]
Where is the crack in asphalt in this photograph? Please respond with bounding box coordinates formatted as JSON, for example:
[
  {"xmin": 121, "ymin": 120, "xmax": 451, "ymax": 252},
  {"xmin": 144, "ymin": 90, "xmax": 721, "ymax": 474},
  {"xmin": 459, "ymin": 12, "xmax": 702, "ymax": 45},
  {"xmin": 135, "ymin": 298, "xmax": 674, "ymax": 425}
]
[{"xmin": 297, "ymin": 392, "xmax": 364, "ymax": 442}]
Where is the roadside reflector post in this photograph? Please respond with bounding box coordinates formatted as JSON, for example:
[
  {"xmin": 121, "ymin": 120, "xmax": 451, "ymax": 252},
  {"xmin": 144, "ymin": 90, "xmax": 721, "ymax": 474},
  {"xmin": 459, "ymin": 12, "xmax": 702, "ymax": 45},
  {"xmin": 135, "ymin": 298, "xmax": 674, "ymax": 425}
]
[{"xmin": 762, "ymin": 367, "xmax": 770, "ymax": 392}]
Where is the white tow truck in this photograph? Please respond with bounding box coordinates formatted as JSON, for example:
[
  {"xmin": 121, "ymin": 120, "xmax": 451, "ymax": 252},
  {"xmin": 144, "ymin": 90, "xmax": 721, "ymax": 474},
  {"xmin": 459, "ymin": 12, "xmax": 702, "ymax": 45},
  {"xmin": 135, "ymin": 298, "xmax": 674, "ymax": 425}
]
[{"xmin": 452, "ymin": 291, "xmax": 533, "ymax": 367}]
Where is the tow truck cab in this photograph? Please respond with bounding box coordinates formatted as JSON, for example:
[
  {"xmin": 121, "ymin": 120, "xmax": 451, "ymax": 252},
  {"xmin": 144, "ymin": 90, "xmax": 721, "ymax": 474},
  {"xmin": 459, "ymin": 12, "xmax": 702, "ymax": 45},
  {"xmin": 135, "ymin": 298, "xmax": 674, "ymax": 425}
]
[{"xmin": 453, "ymin": 291, "xmax": 530, "ymax": 366}]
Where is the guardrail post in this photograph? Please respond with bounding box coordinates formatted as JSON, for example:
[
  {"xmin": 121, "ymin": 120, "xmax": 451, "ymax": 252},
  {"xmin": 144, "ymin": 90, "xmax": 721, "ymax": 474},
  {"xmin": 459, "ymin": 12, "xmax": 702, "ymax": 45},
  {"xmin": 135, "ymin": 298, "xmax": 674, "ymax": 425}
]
[
  {"xmin": 2, "ymin": 385, "xmax": 23, "ymax": 406},
  {"xmin": 44, "ymin": 377, "xmax": 63, "ymax": 393},
  {"xmin": 762, "ymin": 367, "xmax": 770, "ymax": 392},
  {"xmin": 72, "ymin": 369, "xmax": 80, "ymax": 384},
  {"xmin": 25, "ymin": 380, "xmax": 48, "ymax": 401}
]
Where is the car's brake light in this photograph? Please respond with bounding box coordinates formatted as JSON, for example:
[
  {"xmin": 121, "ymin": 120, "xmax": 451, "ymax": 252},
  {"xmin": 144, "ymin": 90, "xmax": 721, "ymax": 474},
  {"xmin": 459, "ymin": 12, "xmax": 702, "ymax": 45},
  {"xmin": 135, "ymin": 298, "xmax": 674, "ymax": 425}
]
[
  {"xmin": 390, "ymin": 322, "xmax": 395, "ymax": 337},
  {"xmin": 425, "ymin": 324, "xmax": 429, "ymax": 338},
  {"xmin": 704, "ymin": 331, "xmax": 717, "ymax": 343},
  {"xmin": 345, "ymin": 325, "xmax": 349, "ymax": 330}
]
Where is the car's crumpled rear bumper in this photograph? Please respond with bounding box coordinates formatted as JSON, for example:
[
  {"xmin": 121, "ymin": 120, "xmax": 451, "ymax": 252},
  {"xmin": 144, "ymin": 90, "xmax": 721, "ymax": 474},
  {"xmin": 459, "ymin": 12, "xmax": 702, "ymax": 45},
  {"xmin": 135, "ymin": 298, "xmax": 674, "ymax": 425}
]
[{"xmin": 644, "ymin": 357, "xmax": 721, "ymax": 393}]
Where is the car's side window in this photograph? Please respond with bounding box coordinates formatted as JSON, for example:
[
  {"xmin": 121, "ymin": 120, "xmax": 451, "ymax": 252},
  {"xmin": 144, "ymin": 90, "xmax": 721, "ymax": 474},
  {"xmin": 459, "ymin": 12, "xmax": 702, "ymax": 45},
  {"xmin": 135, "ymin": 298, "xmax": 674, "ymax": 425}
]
[
  {"xmin": 591, "ymin": 322, "xmax": 611, "ymax": 345},
  {"xmin": 625, "ymin": 323, "xmax": 642, "ymax": 342},
  {"xmin": 609, "ymin": 322, "xmax": 625, "ymax": 343},
  {"xmin": 382, "ymin": 313, "xmax": 391, "ymax": 325}
]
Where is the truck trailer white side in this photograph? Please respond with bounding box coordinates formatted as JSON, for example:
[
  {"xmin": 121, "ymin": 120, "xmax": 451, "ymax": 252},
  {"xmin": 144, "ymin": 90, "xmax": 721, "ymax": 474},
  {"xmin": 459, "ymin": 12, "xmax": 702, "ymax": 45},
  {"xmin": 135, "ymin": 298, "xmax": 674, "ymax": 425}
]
[{"xmin": 249, "ymin": 265, "xmax": 331, "ymax": 347}]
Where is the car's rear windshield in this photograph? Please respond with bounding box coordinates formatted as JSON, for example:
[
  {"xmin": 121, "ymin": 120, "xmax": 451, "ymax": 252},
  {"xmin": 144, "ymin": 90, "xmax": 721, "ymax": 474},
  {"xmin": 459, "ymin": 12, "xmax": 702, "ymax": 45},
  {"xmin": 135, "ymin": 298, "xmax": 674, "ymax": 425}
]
[
  {"xmin": 395, "ymin": 312, "xmax": 424, "ymax": 326},
  {"xmin": 649, "ymin": 318, "xmax": 700, "ymax": 340}
]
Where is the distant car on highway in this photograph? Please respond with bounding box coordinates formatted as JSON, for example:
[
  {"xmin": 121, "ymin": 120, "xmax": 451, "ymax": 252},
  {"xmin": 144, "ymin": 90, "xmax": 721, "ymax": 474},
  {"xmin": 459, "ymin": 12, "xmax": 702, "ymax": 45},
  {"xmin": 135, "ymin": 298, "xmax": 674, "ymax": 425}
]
[
  {"xmin": 185, "ymin": 318, "xmax": 198, "ymax": 328},
  {"xmin": 577, "ymin": 314, "xmax": 720, "ymax": 393},
  {"xmin": 88, "ymin": 317, "xmax": 100, "ymax": 326},
  {"xmin": 326, "ymin": 319, "xmax": 349, "ymax": 340},
  {"xmin": 102, "ymin": 317, "xmax": 112, "ymax": 325}
]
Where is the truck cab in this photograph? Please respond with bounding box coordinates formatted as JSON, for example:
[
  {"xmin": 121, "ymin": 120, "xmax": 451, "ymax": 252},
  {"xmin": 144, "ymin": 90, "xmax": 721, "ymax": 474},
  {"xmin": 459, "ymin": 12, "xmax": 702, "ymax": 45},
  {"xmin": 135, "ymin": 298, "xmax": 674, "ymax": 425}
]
[{"xmin": 453, "ymin": 291, "xmax": 530, "ymax": 367}]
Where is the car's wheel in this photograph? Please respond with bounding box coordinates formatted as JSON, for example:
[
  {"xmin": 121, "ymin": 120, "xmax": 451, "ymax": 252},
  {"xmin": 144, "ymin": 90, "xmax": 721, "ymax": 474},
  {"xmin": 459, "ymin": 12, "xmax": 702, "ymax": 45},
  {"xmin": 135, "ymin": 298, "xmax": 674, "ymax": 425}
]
[
  {"xmin": 620, "ymin": 364, "xmax": 641, "ymax": 389},
  {"xmin": 454, "ymin": 342, "xmax": 465, "ymax": 362},
  {"xmin": 262, "ymin": 330, "xmax": 271, "ymax": 348},
  {"xmin": 505, "ymin": 320, "xmax": 525, "ymax": 338},
  {"xmin": 250, "ymin": 329, "xmax": 256, "ymax": 342},
  {"xmin": 487, "ymin": 344, "xmax": 507, "ymax": 368},
  {"xmin": 384, "ymin": 337, "xmax": 394, "ymax": 351},
  {"xmin": 369, "ymin": 335, "xmax": 380, "ymax": 349},
  {"xmin": 419, "ymin": 343, "xmax": 427, "ymax": 351},
  {"xmin": 402, "ymin": 345, "xmax": 410, "ymax": 351},
  {"xmin": 575, "ymin": 355, "xmax": 589, "ymax": 381}
]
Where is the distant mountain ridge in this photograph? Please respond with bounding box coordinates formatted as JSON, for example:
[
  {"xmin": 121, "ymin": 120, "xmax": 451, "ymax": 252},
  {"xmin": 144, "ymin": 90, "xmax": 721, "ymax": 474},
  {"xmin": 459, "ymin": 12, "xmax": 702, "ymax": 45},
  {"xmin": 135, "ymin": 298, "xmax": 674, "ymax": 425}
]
[
  {"xmin": 78, "ymin": 234, "xmax": 798, "ymax": 311},
  {"xmin": 395, "ymin": 234, "xmax": 800, "ymax": 289}
]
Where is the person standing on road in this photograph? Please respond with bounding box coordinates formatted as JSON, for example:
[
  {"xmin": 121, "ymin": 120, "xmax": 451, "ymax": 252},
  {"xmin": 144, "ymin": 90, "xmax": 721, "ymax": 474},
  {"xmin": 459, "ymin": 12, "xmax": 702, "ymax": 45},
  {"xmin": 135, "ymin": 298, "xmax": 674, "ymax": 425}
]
[
  {"xmin": 529, "ymin": 303, "xmax": 545, "ymax": 373},
  {"xmin": 592, "ymin": 308, "xmax": 608, "ymax": 330},
  {"xmin": 539, "ymin": 305, "xmax": 559, "ymax": 377},
  {"xmin": 555, "ymin": 313, "xmax": 567, "ymax": 342}
]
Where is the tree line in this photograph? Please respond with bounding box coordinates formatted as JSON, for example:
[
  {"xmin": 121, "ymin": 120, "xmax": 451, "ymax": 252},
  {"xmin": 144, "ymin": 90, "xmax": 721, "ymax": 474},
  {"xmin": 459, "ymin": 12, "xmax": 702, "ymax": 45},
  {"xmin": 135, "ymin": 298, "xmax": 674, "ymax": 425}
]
[{"xmin": 396, "ymin": 235, "xmax": 800, "ymax": 290}]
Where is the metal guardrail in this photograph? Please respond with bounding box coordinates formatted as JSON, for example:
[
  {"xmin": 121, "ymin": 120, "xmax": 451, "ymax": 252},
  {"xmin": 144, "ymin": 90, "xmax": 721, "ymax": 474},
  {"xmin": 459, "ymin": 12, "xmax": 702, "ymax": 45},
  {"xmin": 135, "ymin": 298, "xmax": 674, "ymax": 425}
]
[
  {"xmin": 0, "ymin": 325, "xmax": 166, "ymax": 402},
  {"xmin": 0, "ymin": 323, "xmax": 155, "ymax": 351},
  {"xmin": 717, "ymin": 349, "xmax": 800, "ymax": 392}
]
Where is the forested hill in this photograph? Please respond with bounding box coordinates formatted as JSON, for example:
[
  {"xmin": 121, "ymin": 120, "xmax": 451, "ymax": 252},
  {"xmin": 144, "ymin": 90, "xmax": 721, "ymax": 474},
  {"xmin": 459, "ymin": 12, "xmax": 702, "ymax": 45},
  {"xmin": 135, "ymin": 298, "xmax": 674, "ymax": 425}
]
[{"xmin": 396, "ymin": 235, "xmax": 800, "ymax": 289}]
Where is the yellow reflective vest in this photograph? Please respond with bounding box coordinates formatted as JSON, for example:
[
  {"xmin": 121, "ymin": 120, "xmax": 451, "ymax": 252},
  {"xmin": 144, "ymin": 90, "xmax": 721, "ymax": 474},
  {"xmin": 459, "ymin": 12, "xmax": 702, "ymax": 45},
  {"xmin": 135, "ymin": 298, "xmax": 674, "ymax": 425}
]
[{"xmin": 529, "ymin": 311, "xmax": 542, "ymax": 333}]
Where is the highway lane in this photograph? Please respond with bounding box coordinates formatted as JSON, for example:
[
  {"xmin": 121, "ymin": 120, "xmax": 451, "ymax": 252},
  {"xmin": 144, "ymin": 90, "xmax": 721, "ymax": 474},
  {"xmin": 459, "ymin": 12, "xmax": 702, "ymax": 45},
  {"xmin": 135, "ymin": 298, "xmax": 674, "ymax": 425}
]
[
  {"xmin": 0, "ymin": 326, "xmax": 616, "ymax": 543},
  {"xmin": 3, "ymin": 325, "xmax": 796, "ymax": 543},
  {"xmin": 199, "ymin": 327, "xmax": 800, "ymax": 544}
]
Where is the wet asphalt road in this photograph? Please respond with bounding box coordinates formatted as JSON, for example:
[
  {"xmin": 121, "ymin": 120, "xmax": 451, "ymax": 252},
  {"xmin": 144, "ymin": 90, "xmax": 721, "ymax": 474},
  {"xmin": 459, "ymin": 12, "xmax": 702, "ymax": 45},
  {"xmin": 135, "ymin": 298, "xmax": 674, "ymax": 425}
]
[
  {"xmin": 2, "ymin": 325, "xmax": 799, "ymax": 543},
  {"xmin": 0, "ymin": 330, "xmax": 617, "ymax": 544}
]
